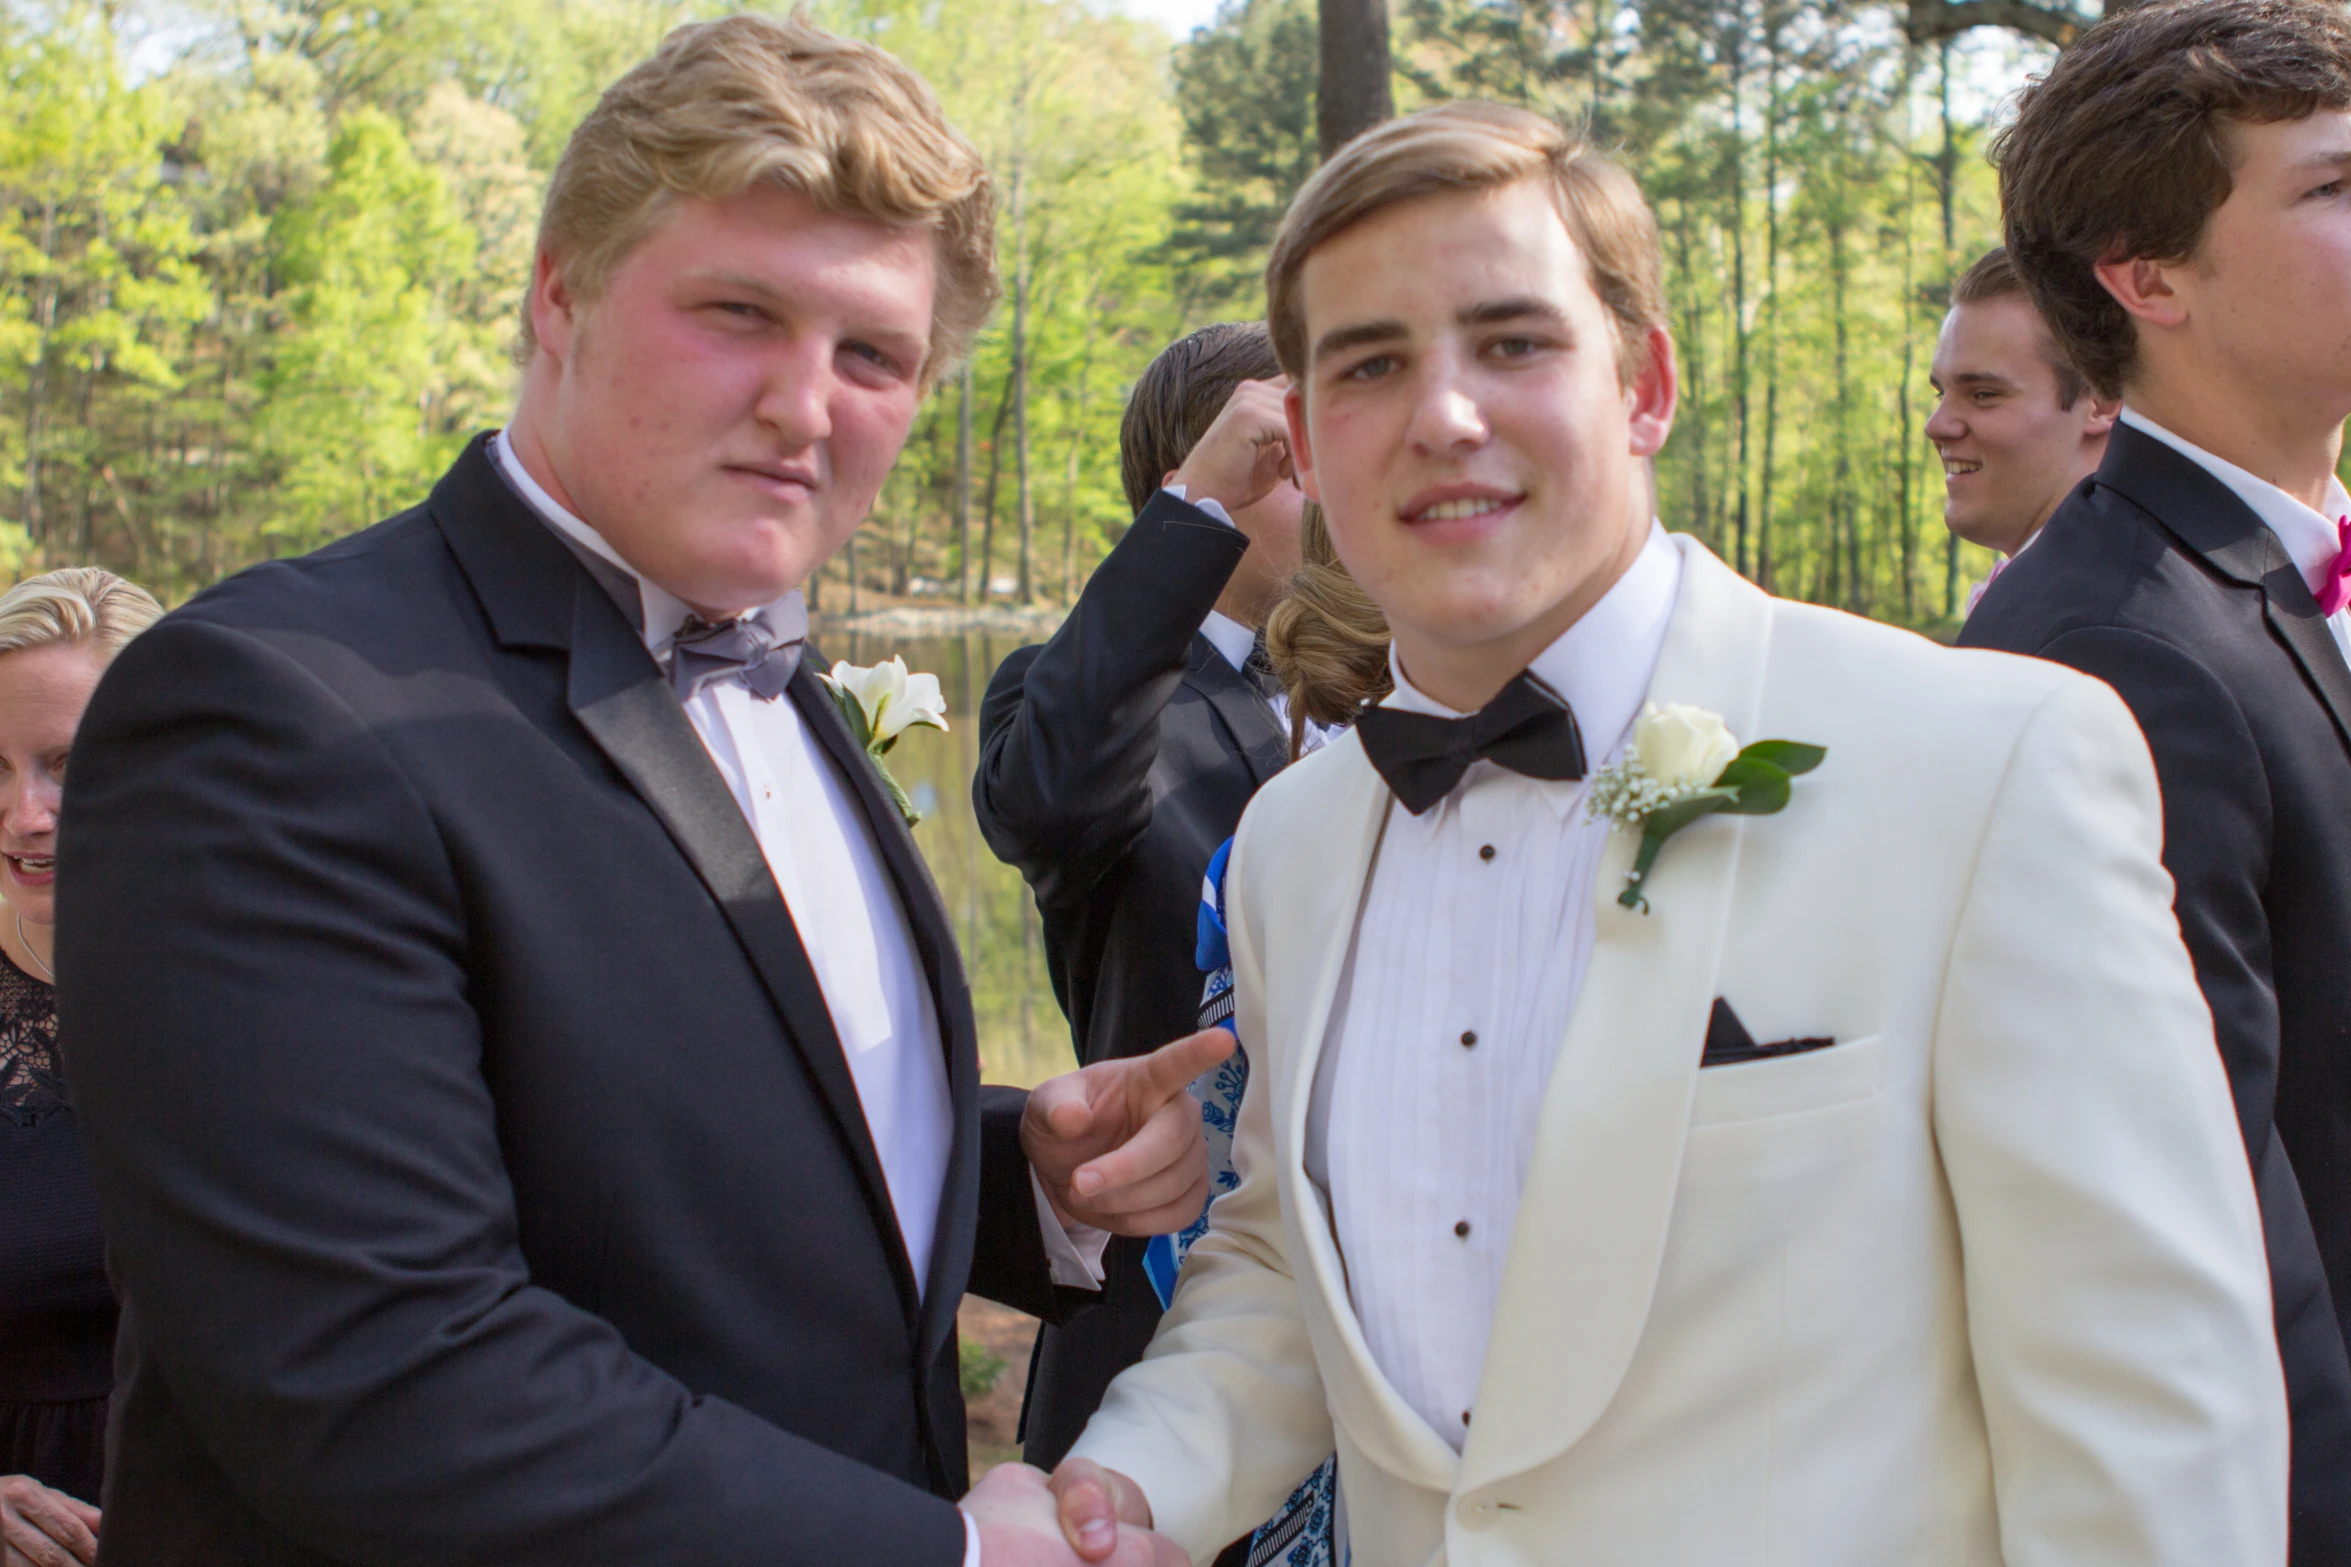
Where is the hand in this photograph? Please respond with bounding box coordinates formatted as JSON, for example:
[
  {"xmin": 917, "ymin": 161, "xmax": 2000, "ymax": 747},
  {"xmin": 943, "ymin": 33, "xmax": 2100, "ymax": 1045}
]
[
  {"xmin": 1048, "ymin": 1457, "xmax": 1157, "ymax": 1565},
  {"xmin": 1166, "ymin": 378, "xmax": 1294, "ymax": 517},
  {"xmin": 1, "ymin": 1476, "xmax": 100, "ymax": 1567},
  {"xmin": 962, "ymin": 1462, "xmax": 1181, "ymax": 1567},
  {"xmin": 1024, "ymin": 1029, "xmax": 1234, "ymax": 1237}
]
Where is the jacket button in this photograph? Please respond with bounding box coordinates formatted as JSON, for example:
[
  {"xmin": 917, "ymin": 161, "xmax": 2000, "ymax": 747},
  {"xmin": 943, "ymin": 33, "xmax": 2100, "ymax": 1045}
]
[{"xmin": 1458, "ymin": 1494, "xmax": 1498, "ymax": 1529}]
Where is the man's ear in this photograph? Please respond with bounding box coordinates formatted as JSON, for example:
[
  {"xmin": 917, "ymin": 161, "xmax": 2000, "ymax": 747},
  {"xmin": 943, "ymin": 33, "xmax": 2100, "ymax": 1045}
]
[
  {"xmin": 1284, "ymin": 382, "xmax": 1321, "ymax": 505},
  {"xmin": 2091, "ymin": 255, "xmax": 2189, "ymax": 331},
  {"xmin": 2084, "ymin": 392, "xmax": 2122, "ymax": 437},
  {"xmin": 530, "ymin": 249, "xmax": 580, "ymax": 366},
  {"xmin": 1625, "ymin": 325, "xmax": 1679, "ymax": 459}
]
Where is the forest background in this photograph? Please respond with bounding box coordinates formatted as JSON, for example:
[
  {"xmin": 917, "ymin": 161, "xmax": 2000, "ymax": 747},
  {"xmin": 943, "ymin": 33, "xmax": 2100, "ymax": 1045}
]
[{"xmin": 0, "ymin": 0, "xmax": 2063, "ymax": 629}]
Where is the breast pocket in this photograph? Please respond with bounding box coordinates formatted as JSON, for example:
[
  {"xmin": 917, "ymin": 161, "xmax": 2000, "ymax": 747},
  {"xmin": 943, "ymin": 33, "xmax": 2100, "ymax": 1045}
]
[{"xmin": 1690, "ymin": 1033, "xmax": 1884, "ymax": 1128}]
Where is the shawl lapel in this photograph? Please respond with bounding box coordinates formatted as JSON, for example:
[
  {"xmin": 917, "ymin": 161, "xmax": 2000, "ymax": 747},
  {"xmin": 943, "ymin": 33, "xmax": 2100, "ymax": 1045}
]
[
  {"xmin": 1459, "ymin": 539, "xmax": 1771, "ymax": 1493},
  {"xmin": 432, "ymin": 440, "xmax": 924, "ymax": 1330}
]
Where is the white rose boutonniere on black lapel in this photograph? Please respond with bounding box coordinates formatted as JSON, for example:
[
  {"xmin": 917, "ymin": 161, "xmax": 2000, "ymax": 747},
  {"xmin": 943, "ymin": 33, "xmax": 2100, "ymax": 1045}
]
[
  {"xmin": 817, "ymin": 656, "xmax": 949, "ymax": 827},
  {"xmin": 1587, "ymin": 702, "xmax": 1825, "ymax": 912}
]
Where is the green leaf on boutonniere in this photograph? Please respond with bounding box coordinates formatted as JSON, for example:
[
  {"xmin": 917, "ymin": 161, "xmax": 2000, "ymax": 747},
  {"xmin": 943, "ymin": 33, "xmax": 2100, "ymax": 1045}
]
[
  {"xmin": 1736, "ymin": 739, "xmax": 1826, "ymax": 776},
  {"xmin": 824, "ymin": 680, "xmax": 877, "ymax": 752},
  {"xmin": 1712, "ymin": 754, "xmax": 1793, "ymax": 815},
  {"xmin": 1595, "ymin": 716, "xmax": 1829, "ymax": 912}
]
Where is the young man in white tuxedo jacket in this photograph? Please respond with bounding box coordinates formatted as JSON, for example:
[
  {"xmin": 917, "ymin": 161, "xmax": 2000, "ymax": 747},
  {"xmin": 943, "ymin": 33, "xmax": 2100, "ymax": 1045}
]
[{"xmin": 1043, "ymin": 101, "xmax": 2289, "ymax": 1567}]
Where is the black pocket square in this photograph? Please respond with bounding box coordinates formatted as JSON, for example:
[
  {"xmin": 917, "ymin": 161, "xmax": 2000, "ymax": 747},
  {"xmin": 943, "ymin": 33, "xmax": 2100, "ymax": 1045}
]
[{"xmin": 1702, "ymin": 998, "xmax": 1835, "ymax": 1067}]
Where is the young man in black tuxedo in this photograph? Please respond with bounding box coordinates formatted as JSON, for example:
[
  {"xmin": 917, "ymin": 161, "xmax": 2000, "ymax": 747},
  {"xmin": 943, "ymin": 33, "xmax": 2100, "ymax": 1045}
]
[
  {"xmin": 972, "ymin": 324, "xmax": 1308, "ymax": 1478},
  {"xmin": 54, "ymin": 17, "xmax": 1211, "ymax": 1567},
  {"xmin": 1965, "ymin": 1, "xmax": 2351, "ymax": 1556}
]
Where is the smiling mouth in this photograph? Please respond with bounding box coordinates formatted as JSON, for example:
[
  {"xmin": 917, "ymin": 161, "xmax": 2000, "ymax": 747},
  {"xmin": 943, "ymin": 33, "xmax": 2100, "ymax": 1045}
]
[
  {"xmin": 1942, "ymin": 459, "xmax": 1982, "ymax": 477},
  {"xmin": 1409, "ymin": 494, "xmax": 1520, "ymax": 523},
  {"xmin": 6, "ymin": 854, "xmax": 53, "ymax": 877}
]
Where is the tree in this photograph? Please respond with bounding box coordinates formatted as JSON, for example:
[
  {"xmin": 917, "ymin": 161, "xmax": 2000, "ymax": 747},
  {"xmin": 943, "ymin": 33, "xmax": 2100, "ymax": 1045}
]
[
  {"xmin": 1318, "ymin": 0, "xmax": 1392, "ymax": 157},
  {"xmin": 1163, "ymin": 0, "xmax": 1319, "ymax": 312}
]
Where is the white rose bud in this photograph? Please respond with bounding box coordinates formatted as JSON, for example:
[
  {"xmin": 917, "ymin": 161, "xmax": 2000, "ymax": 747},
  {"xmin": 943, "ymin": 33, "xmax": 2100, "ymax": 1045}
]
[{"xmin": 1633, "ymin": 702, "xmax": 1740, "ymax": 789}]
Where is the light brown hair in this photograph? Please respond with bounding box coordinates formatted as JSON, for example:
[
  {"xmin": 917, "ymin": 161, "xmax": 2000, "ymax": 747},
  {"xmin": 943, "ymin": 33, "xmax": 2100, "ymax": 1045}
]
[
  {"xmin": 1995, "ymin": 0, "xmax": 2351, "ymax": 398},
  {"xmin": 0, "ymin": 568, "xmax": 162, "ymax": 664},
  {"xmin": 1264, "ymin": 501, "xmax": 1391, "ymax": 758},
  {"xmin": 1119, "ymin": 323, "xmax": 1283, "ymax": 515},
  {"xmin": 525, "ymin": 13, "xmax": 996, "ymax": 388},
  {"xmin": 1265, "ymin": 100, "xmax": 1666, "ymax": 386},
  {"xmin": 1950, "ymin": 246, "xmax": 2092, "ymax": 410}
]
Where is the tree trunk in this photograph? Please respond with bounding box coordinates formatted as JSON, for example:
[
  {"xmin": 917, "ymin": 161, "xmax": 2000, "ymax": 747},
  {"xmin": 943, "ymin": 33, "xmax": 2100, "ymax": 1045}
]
[
  {"xmin": 1012, "ymin": 204, "xmax": 1034, "ymax": 606},
  {"xmin": 1939, "ymin": 39, "xmax": 1961, "ymax": 620},
  {"xmin": 1728, "ymin": 22, "xmax": 1752, "ymax": 580},
  {"xmin": 1756, "ymin": 9, "xmax": 1782, "ymax": 594},
  {"xmin": 978, "ymin": 373, "xmax": 1016, "ymax": 599},
  {"xmin": 956, "ymin": 362, "xmax": 976, "ymax": 603},
  {"xmin": 1318, "ymin": 0, "xmax": 1392, "ymax": 160}
]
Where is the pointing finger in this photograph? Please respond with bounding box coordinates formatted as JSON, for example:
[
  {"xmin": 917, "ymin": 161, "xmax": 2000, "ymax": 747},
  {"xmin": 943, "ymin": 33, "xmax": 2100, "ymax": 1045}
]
[{"xmin": 1136, "ymin": 1028, "xmax": 1236, "ymax": 1104}]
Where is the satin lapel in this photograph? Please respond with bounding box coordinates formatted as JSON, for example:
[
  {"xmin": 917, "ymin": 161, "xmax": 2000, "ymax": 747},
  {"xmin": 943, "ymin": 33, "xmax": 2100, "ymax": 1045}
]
[
  {"xmin": 1460, "ymin": 539, "xmax": 1771, "ymax": 1495},
  {"xmin": 562, "ymin": 592, "xmax": 919, "ymax": 1318},
  {"xmin": 2098, "ymin": 423, "xmax": 2351, "ymax": 758},
  {"xmin": 1188, "ymin": 638, "xmax": 1291, "ymax": 786},
  {"xmin": 1267, "ymin": 735, "xmax": 1464, "ymax": 1491},
  {"xmin": 785, "ymin": 662, "xmax": 978, "ymax": 1359}
]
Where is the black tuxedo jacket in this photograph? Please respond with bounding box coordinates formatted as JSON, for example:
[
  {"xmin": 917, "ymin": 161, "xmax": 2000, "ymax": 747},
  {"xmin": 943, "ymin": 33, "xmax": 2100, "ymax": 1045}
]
[
  {"xmin": 54, "ymin": 435, "xmax": 1058, "ymax": 1566},
  {"xmin": 1962, "ymin": 421, "xmax": 2351, "ymax": 1562},
  {"xmin": 972, "ymin": 490, "xmax": 1288, "ymax": 1468}
]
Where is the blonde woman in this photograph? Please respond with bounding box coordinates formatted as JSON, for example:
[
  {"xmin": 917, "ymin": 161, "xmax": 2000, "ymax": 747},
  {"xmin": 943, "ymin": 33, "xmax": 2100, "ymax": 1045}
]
[{"xmin": 0, "ymin": 568, "xmax": 161, "ymax": 1567}]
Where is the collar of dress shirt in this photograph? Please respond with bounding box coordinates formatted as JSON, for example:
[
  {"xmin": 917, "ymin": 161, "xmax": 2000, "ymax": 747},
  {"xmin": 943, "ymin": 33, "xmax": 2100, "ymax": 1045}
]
[
  {"xmin": 489, "ymin": 430, "xmax": 803, "ymax": 659},
  {"xmin": 1199, "ymin": 608, "xmax": 1257, "ymax": 673},
  {"xmin": 2118, "ymin": 407, "xmax": 2351, "ymax": 600},
  {"xmin": 1381, "ymin": 518, "xmax": 1682, "ymax": 820}
]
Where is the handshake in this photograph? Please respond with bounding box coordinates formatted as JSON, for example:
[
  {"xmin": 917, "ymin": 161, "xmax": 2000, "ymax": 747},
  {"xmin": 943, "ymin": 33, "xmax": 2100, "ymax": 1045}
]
[{"xmin": 961, "ymin": 1457, "xmax": 1171, "ymax": 1567}]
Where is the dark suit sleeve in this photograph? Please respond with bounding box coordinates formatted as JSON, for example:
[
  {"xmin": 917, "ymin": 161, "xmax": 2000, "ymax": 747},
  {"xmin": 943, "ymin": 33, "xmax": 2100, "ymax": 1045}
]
[
  {"xmin": 966, "ymin": 1084, "xmax": 1094, "ymax": 1322},
  {"xmin": 971, "ymin": 491, "xmax": 1249, "ymax": 910},
  {"xmin": 54, "ymin": 617, "xmax": 966, "ymax": 1567}
]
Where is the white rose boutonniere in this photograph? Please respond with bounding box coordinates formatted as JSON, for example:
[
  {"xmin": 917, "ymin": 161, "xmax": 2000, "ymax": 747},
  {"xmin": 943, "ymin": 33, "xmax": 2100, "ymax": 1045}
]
[
  {"xmin": 1587, "ymin": 702, "xmax": 1825, "ymax": 912},
  {"xmin": 817, "ymin": 656, "xmax": 949, "ymax": 827}
]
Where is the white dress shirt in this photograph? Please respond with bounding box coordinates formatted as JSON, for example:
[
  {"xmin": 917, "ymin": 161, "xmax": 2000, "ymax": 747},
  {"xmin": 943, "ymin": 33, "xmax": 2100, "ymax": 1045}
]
[
  {"xmin": 2121, "ymin": 407, "xmax": 2351, "ymax": 667},
  {"xmin": 1304, "ymin": 520, "xmax": 1682, "ymax": 1450}
]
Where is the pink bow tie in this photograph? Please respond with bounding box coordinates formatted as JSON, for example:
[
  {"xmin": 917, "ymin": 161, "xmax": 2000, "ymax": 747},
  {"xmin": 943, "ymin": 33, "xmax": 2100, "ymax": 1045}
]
[{"xmin": 2324, "ymin": 516, "xmax": 2351, "ymax": 618}]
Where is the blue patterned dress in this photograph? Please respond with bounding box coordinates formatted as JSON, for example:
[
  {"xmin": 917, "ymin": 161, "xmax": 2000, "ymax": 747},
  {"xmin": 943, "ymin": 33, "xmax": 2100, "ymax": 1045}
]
[{"xmin": 1139, "ymin": 838, "xmax": 1342, "ymax": 1567}]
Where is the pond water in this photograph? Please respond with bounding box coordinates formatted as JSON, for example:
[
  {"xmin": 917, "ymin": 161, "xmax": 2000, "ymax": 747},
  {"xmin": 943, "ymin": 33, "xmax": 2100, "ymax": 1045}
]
[{"xmin": 815, "ymin": 626, "xmax": 1075, "ymax": 1090}]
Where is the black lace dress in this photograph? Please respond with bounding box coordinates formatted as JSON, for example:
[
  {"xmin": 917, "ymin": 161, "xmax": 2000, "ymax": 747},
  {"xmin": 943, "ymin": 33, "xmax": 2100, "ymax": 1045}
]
[{"xmin": 0, "ymin": 948, "xmax": 114, "ymax": 1504}]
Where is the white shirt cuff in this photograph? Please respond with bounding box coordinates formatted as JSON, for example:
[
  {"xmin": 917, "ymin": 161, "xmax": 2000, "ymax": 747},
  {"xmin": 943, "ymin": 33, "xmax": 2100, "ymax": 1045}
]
[
  {"xmin": 1031, "ymin": 1166, "xmax": 1111, "ymax": 1289},
  {"xmin": 961, "ymin": 1506, "xmax": 982, "ymax": 1567},
  {"xmin": 1160, "ymin": 483, "xmax": 1236, "ymax": 528}
]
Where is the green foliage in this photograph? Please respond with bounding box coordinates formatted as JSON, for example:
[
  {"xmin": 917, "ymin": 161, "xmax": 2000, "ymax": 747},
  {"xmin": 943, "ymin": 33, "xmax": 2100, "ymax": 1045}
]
[
  {"xmin": 0, "ymin": 0, "xmax": 2034, "ymax": 622},
  {"xmin": 959, "ymin": 1335, "xmax": 1009, "ymax": 1398},
  {"xmin": 1160, "ymin": 0, "xmax": 1319, "ymax": 312}
]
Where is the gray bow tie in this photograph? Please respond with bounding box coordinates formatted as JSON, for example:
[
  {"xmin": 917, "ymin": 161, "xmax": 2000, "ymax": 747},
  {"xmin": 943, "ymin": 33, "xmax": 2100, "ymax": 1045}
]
[{"xmin": 666, "ymin": 594, "xmax": 808, "ymax": 703}]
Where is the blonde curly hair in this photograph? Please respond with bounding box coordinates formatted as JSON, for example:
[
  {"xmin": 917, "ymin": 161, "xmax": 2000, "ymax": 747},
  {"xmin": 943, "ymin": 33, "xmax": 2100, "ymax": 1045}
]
[{"xmin": 1263, "ymin": 501, "xmax": 1391, "ymax": 759}]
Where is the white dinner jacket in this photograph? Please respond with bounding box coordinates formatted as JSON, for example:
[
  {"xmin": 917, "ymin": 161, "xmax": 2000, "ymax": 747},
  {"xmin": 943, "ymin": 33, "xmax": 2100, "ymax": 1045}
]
[{"xmin": 1072, "ymin": 537, "xmax": 2287, "ymax": 1567}]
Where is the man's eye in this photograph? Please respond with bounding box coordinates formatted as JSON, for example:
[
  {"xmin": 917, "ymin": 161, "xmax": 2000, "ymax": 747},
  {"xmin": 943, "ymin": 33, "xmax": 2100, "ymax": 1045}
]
[
  {"xmin": 1488, "ymin": 335, "xmax": 1542, "ymax": 359},
  {"xmin": 1339, "ymin": 354, "xmax": 1398, "ymax": 383},
  {"xmin": 713, "ymin": 301, "xmax": 768, "ymax": 322},
  {"xmin": 2313, "ymin": 180, "xmax": 2346, "ymax": 200},
  {"xmin": 844, "ymin": 341, "xmax": 905, "ymax": 377}
]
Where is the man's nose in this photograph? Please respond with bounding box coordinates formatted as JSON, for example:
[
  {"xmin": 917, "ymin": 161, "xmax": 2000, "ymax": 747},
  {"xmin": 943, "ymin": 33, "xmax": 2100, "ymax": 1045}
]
[
  {"xmin": 1405, "ymin": 357, "xmax": 1489, "ymax": 454},
  {"xmin": 754, "ymin": 341, "xmax": 834, "ymax": 448}
]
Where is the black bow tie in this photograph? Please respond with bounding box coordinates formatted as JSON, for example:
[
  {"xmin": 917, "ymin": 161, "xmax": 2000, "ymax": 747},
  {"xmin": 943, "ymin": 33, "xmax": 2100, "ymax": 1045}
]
[{"xmin": 1355, "ymin": 671, "xmax": 1586, "ymax": 815}]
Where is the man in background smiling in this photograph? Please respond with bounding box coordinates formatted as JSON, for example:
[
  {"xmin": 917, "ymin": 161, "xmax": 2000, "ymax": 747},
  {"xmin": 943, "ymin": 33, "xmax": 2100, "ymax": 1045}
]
[{"xmin": 1926, "ymin": 246, "xmax": 2116, "ymax": 612}]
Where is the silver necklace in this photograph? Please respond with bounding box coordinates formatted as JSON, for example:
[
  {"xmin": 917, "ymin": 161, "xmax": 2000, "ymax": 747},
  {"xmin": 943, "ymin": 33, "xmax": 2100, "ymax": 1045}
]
[{"xmin": 15, "ymin": 911, "xmax": 53, "ymax": 982}]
